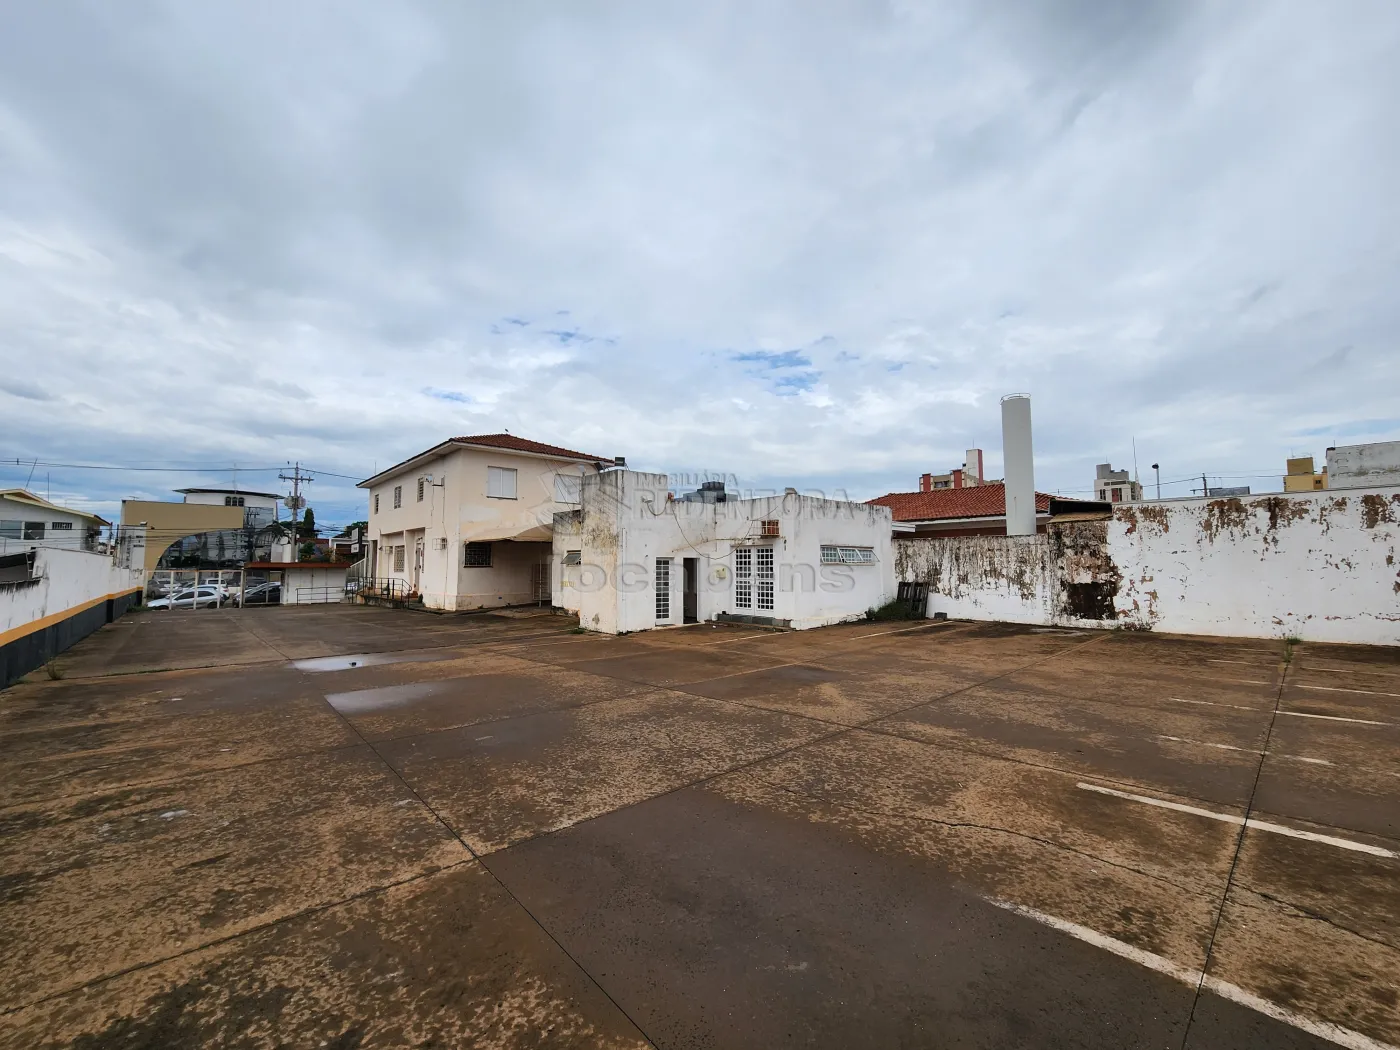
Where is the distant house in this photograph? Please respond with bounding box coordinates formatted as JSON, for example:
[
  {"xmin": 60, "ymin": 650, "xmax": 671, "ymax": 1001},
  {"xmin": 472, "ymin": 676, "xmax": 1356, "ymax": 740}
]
[
  {"xmin": 121, "ymin": 488, "xmax": 282, "ymax": 571},
  {"xmin": 1092, "ymin": 464, "xmax": 1143, "ymax": 504},
  {"xmin": 357, "ymin": 433, "xmax": 615, "ymax": 609},
  {"xmin": 1326, "ymin": 441, "xmax": 1400, "ymax": 490},
  {"xmin": 0, "ymin": 489, "xmax": 108, "ymax": 555},
  {"xmin": 868, "ymin": 483, "xmax": 1053, "ymax": 537}
]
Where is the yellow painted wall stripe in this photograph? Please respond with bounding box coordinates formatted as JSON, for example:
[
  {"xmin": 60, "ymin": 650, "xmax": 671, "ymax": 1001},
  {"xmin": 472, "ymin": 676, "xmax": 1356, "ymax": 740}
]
[{"xmin": 0, "ymin": 589, "xmax": 143, "ymax": 649}]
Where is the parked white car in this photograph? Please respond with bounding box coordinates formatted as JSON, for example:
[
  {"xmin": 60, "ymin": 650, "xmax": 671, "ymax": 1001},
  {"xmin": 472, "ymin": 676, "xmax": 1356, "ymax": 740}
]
[{"xmin": 146, "ymin": 585, "xmax": 231, "ymax": 610}]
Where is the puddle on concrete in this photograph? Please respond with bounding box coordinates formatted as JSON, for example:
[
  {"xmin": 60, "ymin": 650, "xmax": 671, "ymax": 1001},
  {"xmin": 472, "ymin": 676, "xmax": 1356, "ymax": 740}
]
[
  {"xmin": 292, "ymin": 651, "xmax": 451, "ymax": 673},
  {"xmin": 325, "ymin": 682, "xmax": 445, "ymax": 714}
]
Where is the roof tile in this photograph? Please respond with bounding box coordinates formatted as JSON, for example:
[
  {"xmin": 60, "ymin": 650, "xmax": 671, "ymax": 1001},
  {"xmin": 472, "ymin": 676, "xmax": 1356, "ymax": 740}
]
[
  {"xmin": 450, "ymin": 434, "xmax": 613, "ymax": 464},
  {"xmin": 868, "ymin": 483, "xmax": 1052, "ymax": 522}
]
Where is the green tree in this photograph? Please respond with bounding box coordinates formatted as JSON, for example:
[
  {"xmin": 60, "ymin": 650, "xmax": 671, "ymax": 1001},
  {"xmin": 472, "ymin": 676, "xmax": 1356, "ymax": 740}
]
[{"xmin": 298, "ymin": 507, "xmax": 317, "ymax": 538}]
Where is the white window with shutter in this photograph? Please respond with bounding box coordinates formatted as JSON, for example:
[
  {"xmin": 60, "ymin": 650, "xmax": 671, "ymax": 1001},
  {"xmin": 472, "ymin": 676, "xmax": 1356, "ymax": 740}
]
[
  {"xmin": 655, "ymin": 558, "xmax": 671, "ymax": 621},
  {"xmin": 487, "ymin": 466, "xmax": 518, "ymax": 499},
  {"xmin": 755, "ymin": 547, "xmax": 775, "ymax": 611},
  {"xmin": 553, "ymin": 473, "xmax": 582, "ymax": 504},
  {"xmin": 733, "ymin": 547, "xmax": 752, "ymax": 609}
]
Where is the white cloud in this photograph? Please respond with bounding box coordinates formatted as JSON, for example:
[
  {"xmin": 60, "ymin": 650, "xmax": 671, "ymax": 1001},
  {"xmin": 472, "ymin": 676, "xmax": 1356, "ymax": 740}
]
[{"xmin": 1, "ymin": 0, "xmax": 1397, "ymax": 528}]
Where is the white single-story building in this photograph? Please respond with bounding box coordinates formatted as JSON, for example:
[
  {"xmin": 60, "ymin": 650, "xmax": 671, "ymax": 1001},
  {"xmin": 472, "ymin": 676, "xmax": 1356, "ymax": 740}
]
[
  {"xmin": 0, "ymin": 489, "xmax": 109, "ymax": 556},
  {"xmin": 554, "ymin": 470, "xmax": 896, "ymax": 633}
]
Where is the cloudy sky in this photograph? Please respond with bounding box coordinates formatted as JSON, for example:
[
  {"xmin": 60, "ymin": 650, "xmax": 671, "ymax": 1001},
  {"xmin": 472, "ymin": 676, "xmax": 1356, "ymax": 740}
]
[{"xmin": 2, "ymin": 1, "xmax": 1398, "ymax": 531}]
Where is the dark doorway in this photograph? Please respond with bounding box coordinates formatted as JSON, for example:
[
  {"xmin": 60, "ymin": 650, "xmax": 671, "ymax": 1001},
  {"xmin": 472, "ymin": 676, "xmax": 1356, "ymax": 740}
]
[{"xmin": 683, "ymin": 557, "xmax": 699, "ymax": 623}]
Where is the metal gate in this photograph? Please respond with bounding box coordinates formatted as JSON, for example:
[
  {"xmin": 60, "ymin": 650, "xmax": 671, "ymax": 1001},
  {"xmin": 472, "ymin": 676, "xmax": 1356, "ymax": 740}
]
[{"xmin": 143, "ymin": 569, "xmax": 285, "ymax": 610}]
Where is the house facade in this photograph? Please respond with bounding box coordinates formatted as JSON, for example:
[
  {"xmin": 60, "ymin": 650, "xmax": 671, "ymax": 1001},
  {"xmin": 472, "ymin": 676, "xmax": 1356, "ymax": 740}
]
[
  {"xmin": 554, "ymin": 469, "xmax": 895, "ymax": 633},
  {"xmin": 868, "ymin": 483, "xmax": 1052, "ymax": 537},
  {"xmin": 0, "ymin": 489, "xmax": 109, "ymax": 556},
  {"xmin": 357, "ymin": 434, "xmax": 614, "ymax": 610}
]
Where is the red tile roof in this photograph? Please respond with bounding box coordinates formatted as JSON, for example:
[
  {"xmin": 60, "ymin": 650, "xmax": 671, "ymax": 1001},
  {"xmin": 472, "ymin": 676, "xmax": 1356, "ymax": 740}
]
[
  {"xmin": 868, "ymin": 483, "xmax": 1052, "ymax": 522},
  {"xmin": 451, "ymin": 434, "xmax": 614, "ymax": 464}
]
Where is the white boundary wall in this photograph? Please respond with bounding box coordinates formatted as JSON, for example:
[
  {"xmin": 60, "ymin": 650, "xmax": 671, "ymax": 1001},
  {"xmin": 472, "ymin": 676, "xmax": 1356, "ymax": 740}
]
[
  {"xmin": 1, "ymin": 546, "xmax": 144, "ymax": 638},
  {"xmin": 896, "ymin": 488, "xmax": 1400, "ymax": 645}
]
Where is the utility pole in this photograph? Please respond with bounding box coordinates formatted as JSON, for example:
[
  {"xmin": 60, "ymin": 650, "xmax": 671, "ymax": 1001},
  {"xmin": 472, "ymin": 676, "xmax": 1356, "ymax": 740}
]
[
  {"xmin": 1201, "ymin": 473, "xmax": 1209, "ymax": 498},
  {"xmin": 278, "ymin": 462, "xmax": 314, "ymax": 563}
]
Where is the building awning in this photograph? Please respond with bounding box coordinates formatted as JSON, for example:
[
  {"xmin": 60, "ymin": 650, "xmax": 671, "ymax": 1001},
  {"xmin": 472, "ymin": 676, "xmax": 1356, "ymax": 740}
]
[{"xmin": 463, "ymin": 523, "xmax": 555, "ymax": 543}]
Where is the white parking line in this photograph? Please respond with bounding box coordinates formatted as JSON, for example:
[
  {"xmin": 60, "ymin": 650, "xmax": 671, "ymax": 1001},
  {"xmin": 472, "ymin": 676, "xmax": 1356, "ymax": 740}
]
[
  {"xmin": 1167, "ymin": 697, "xmax": 1262, "ymax": 712},
  {"xmin": 1294, "ymin": 683, "xmax": 1400, "ymax": 699},
  {"xmin": 1154, "ymin": 735, "xmax": 1333, "ymax": 766},
  {"xmin": 1076, "ymin": 782, "xmax": 1397, "ymax": 859},
  {"xmin": 988, "ymin": 898, "xmax": 1399, "ymax": 1050},
  {"xmin": 1277, "ymin": 710, "xmax": 1392, "ymax": 727}
]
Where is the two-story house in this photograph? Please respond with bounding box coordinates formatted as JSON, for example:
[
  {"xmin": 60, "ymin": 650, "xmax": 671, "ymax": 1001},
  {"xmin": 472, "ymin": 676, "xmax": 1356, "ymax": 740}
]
[{"xmin": 357, "ymin": 433, "xmax": 615, "ymax": 610}]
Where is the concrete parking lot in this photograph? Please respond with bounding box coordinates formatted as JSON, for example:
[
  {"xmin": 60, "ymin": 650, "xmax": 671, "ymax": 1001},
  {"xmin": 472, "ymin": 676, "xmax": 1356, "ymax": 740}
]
[{"xmin": 1, "ymin": 604, "xmax": 1396, "ymax": 1049}]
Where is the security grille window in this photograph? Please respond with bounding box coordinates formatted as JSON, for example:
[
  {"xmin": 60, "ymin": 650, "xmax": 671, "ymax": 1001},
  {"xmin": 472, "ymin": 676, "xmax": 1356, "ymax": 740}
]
[
  {"xmin": 655, "ymin": 558, "xmax": 671, "ymax": 621},
  {"xmin": 50, "ymin": 521, "xmax": 73, "ymax": 530},
  {"xmin": 393, "ymin": 546, "xmax": 405, "ymax": 572},
  {"xmin": 393, "ymin": 485, "xmax": 402, "ymax": 508},
  {"xmin": 755, "ymin": 547, "xmax": 775, "ymax": 611},
  {"xmin": 224, "ymin": 495, "xmax": 245, "ymax": 507},
  {"xmin": 464, "ymin": 542, "xmax": 492, "ymax": 567},
  {"xmin": 760, "ymin": 519, "xmax": 780, "ymax": 538},
  {"xmin": 562, "ymin": 550, "xmax": 582, "ymax": 565},
  {"xmin": 374, "ymin": 493, "xmax": 380, "ymax": 514},
  {"xmin": 417, "ymin": 478, "xmax": 425, "ymax": 502},
  {"xmin": 733, "ymin": 547, "xmax": 752, "ymax": 609},
  {"xmin": 487, "ymin": 466, "xmax": 518, "ymax": 499},
  {"xmin": 821, "ymin": 545, "xmax": 876, "ymax": 564},
  {"xmin": 22, "ymin": 522, "xmax": 44, "ymax": 540}
]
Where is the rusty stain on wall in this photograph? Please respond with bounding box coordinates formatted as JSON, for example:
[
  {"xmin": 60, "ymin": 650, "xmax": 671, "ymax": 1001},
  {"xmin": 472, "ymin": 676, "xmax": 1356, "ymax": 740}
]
[
  {"xmin": 1360, "ymin": 494, "xmax": 1399, "ymax": 529},
  {"xmin": 1199, "ymin": 498, "xmax": 1251, "ymax": 542},
  {"xmin": 895, "ymin": 488, "xmax": 1399, "ymax": 644}
]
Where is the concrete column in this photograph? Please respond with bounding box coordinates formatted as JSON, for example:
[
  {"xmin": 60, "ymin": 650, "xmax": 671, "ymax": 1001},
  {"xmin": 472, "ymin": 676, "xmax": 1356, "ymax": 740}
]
[{"xmin": 1001, "ymin": 394, "xmax": 1036, "ymax": 536}]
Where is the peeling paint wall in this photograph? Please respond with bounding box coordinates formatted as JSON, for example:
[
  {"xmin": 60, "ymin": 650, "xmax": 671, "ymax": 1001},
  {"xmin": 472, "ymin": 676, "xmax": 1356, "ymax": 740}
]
[{"xmin": 897, "ymin": 487, "xmax": 1400, "ymax": 645}]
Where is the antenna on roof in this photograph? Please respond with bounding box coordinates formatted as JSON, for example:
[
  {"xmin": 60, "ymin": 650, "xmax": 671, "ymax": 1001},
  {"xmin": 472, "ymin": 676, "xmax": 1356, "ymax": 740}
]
[{"xmin": 1132, "ymin": 437, "xmax": 1139, "ymax": 483}]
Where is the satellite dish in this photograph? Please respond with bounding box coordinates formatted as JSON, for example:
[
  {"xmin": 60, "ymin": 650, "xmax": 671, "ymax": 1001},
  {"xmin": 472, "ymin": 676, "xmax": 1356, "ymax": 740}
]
[{"xmin": 285, "ymin": 495, "xmax": 306, "ymax": 511}]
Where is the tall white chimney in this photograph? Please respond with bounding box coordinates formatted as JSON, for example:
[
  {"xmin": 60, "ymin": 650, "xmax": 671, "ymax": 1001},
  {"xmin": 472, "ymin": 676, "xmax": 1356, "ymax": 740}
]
[{"xmin": 1001, "ymin": 394, "xmax": 1036, "ymax": 536}]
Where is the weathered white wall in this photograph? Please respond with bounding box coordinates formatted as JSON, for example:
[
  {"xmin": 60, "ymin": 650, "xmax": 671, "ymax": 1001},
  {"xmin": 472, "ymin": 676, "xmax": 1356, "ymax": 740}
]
[
  {"xmin": 570, "ymin": 470, "xmax": 895, "ymax": 634},
  {"xmin": 282, "ymin": 564, "xmax": 349, "ymax": 605},
  {"xmin": 1328, "ymin": 442, "xmax": 1400, "ymax": 490},
  {"xmin": 897, "ymin": 488, "xmax": 1400, "ymax": 645},
  {"xmin": 1, "ymin": 547, "xmax": 144, "ymax": 637}
]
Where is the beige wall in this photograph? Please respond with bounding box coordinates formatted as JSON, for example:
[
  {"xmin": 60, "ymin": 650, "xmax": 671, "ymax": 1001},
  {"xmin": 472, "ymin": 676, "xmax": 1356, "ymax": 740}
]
[
  {"xmin": 366, "ymin": 446, "xmax": 599, "ymax": 610},
  {"xmin": 120, "ymin": 500, "xmax": 245, "ymax": 573}
]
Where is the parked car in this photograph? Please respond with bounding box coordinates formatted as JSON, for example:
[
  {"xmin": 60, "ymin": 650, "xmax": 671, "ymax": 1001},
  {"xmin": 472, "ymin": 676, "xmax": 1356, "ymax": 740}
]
[
  {"xmin": 146, "ymin": 585, "xmax": 231, "ymax": 610},
  {"xmin": 240, "ymin": 581, "xmax": 281, "ymax": 606}
]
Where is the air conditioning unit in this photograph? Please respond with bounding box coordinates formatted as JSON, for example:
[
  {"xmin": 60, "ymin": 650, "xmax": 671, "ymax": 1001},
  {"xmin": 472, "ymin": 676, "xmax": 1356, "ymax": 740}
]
[{"xmin": 436, "ymin": 537, "xmax": 448, "ymax": 550}]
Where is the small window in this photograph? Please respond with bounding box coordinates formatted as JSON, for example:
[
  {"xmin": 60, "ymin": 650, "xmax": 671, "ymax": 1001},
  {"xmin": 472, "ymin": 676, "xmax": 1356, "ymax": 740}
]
[
  {"xmin": 487, "ymin": 466, "xmax": 518, "ymax": 499},
  {"xmin": 562, "ymin": 550, "xmax": 582, "ymax": 566},
  {"xmin": 417, "ymin": 478, "xmax": 425, "ymax": 502},
  {"xmin": 760, "ymin": 519, "xmax": 780, "ymax": 538},
  {"xmin": 393, "ymin": 485, "xmax": 402, "ymax": 508},
  {"xmin": 374, "ymin": 493, "xmax": 380, "ymax": 514},
  {"xmin": 464, "ymin": 542, "xmax": 492, "ymax": 567},
  {"xmin": 393, "ymin": 545, "xmax": 406, "ymax": 572},
  {"xmin": 23, "ymin": 522, "xmax": 44, "ymax": 540},
  {"xmin": 224, "ymin": 495, "xmax": 245, "ymax": 507},
  {"xmin": 819, "ymin": 545, "xmax": 841, "ymax": 564},
  {"xmin": 554, "ymin": 473, "xmax": 582, "ymax": 504},
  {"xmin": 50, "ymin": 521, "xmax": 74, "ymax": 530}
]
